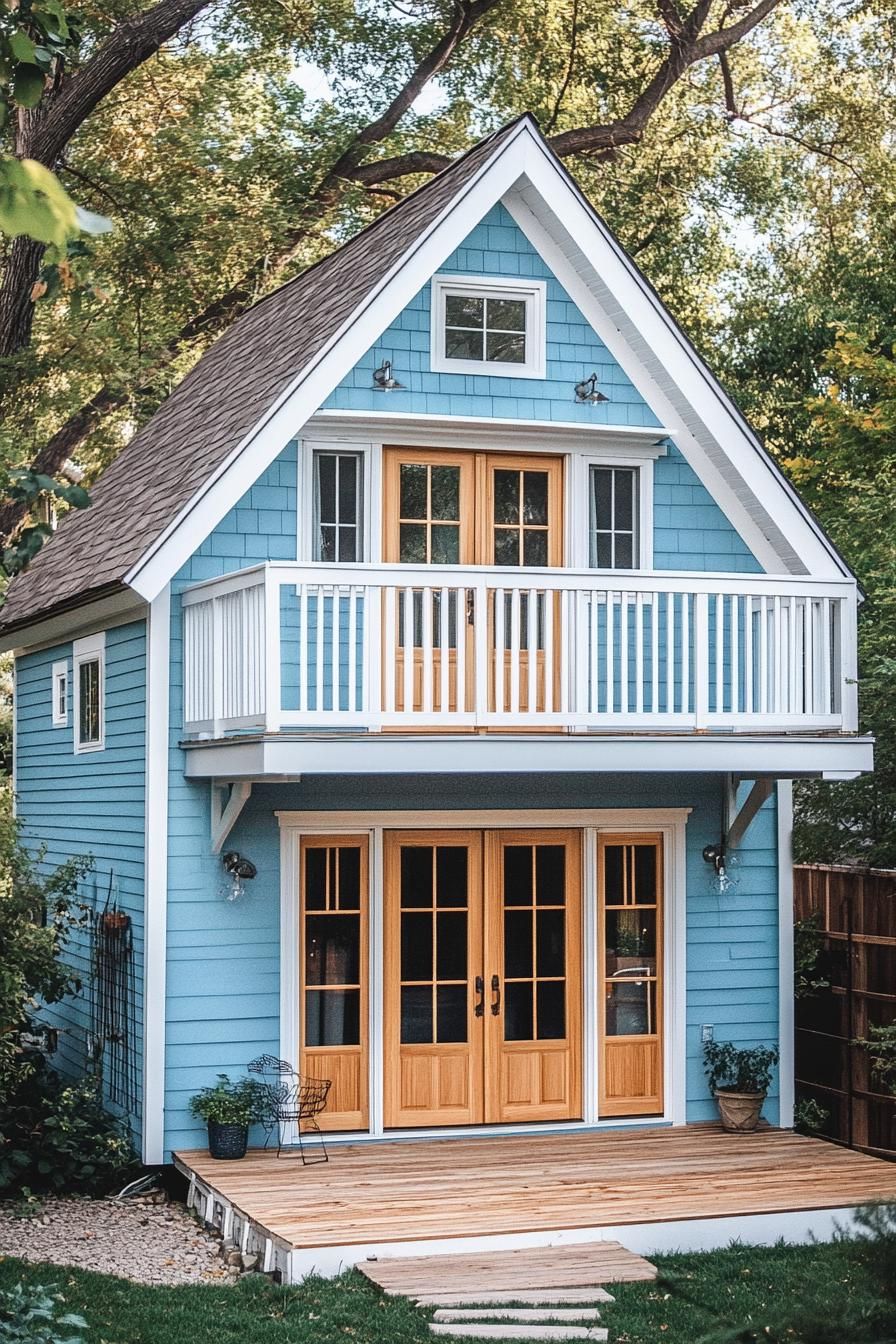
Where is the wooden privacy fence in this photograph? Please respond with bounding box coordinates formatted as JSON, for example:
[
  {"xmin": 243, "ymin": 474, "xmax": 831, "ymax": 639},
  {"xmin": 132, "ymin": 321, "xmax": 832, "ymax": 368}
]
[{"xmin": 794, "ymin": 863, "xmax": 896, "ymax": 1158}]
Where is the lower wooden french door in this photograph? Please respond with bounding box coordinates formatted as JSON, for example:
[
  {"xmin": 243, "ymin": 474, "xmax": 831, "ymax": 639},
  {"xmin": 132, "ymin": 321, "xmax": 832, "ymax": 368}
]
[{"xmin": 383, "ymin": 829, "xmax": 582, "ymax": 1128}]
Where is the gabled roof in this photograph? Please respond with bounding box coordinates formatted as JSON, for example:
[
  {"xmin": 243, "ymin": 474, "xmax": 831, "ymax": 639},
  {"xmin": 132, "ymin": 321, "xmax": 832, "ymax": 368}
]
[{"xmin": 2, "ymin": 115, "xmax": 852, "ymax": 639}]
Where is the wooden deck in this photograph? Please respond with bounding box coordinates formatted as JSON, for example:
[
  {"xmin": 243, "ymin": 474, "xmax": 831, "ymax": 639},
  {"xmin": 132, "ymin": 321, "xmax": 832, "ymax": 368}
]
[{"xmin": 174, "ymin": 1124, "xmax": 896, "ymax": 1278}]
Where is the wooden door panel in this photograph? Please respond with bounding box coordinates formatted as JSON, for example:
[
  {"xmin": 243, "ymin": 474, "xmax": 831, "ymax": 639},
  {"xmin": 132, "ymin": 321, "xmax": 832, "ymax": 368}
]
[
  {"xmin": 384, "ymin": 830, "xmax": 483, "ymax": 1128},
  {"xmin": 601, "ymin": 1040, "xmax": 662, "ymax": 1117},
  {"xmin": 484, "ymin": 830, "xmax": 583, "ymax": 1124}
]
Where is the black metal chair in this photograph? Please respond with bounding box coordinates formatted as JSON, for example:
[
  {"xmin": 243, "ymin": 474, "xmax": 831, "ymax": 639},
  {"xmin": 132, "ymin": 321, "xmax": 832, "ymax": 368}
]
[{"xmin": 248, "ymin": 1054, "xmax": 331, "ymax": 1164}]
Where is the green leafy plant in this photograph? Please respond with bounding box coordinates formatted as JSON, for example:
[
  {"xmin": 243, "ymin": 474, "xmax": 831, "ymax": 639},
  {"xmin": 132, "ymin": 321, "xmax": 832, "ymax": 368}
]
[
  {"xmin": 0, "ymin": 1280, "xmax": 87, "ymax": 1344},
  {"xmin": 0, "ymin": 1060, "xmax": 135, "ymax": 1195},
  {"xmin": 188, "ymin": 1074, "xmax": 267, "ymax": 1126},
  {"xmin": 855, "ymin": 1024, "xmax": 896, "ymax": 1097},
  {"xmin": 0, "ymin": 468, "xmax": 91, "ymax": 581},
  {"xmin": 794, "ymin": 911, "xmax": 831, "ymax": 999},
  {"xmin": 703, "ymin": 1040, "xmax": 779, "ymax": 1096},
  {"xmin": 794, "ymin": 1095, "xmax": 830, "ymax": 1134}
]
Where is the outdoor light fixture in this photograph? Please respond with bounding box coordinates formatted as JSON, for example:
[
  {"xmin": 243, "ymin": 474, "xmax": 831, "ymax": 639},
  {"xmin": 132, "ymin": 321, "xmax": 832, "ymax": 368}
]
[
  {"xmin": 574, "ymin": 372, "xmax": 609, "ymax": 405},
  {"xmin": 703, "ymin": 843, "xmax": 737, "ymax": 895},
  {"xmin": 372, "ymin": 359, "xmax": 404, "ymax": 391},
  {"xmin": 221, "ymin": 850, "xmax": 257, "ymax": 902}
]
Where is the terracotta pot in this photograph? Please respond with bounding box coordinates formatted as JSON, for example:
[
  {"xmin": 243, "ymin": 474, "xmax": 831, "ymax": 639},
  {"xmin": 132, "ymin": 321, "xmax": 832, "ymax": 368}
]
[{"xmin": 715, "ymin": 1089, "xmax": 765, "ymax": 1132}]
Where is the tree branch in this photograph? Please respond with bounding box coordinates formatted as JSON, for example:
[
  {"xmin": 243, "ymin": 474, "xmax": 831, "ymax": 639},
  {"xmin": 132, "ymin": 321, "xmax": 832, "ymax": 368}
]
[
  {"xmin": 350, "ymin": 150, "xmax": 453, "ymax": 184},
  {"xmin": 545, "ymin": 0, "xmax": 580, "ymax": 134}
]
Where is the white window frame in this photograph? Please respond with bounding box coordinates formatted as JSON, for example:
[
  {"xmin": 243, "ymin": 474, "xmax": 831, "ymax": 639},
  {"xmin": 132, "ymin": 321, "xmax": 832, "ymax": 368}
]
[
  {"xmin": 570, "ymin": 453, "xmax": 655, "ymax": 571},
  {"xmin": 311, "ymin": 448, "xmax": 364, "ymax": 564},
  {"xmin": 73, "ymin": 632, "xmax": 105, "ymax": 754},
  {"xmin": 51, "ymin": 660, "xmax": 68, "ymax": 728},
  {"xmin": 300, "ymin": 439, "xmax": 377, "ymax": 563},
  {"xmin": 430, "ymin": 274, "xmax": 547, "ymax": 380}
]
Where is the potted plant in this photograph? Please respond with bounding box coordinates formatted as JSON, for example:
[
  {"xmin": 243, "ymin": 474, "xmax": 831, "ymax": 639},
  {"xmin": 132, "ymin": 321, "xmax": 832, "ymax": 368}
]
[
  {"xmin": 703, "ymin": 1040, "xmax": 779, "ymax": 1132},
  {"xmin": 188, "ymin": 1074, "xmax": 268, "ymax": 1159}
]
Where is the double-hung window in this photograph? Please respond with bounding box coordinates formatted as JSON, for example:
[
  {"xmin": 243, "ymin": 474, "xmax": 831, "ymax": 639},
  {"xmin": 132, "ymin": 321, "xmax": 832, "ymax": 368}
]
[
  {"xmin": 313, "ymin": 451, "xmax": 363, "ymax": 562},
  {"xmin": 51, "ymin": 661, "xmax": 68, "ymax": 727},
  {"xmin": 589, "ymin": 465, "xmax": 640, "ymax": 570},
  {"xmin": 431, "ymin": 276, "xmax": 546, "ymax": 379},
  {"xmin": 73, "ymin": 633, "xmax": 105, "ymax": 753}
]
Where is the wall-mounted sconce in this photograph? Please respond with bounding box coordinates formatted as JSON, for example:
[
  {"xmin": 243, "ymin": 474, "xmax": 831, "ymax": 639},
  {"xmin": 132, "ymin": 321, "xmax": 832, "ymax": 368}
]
[
  {"xmin": 574, "ymin": 372, "xmax": 609, "ymax": 405},
  {"xmin": 221, "ymin": 850, "xmax": 257, "ymax": 902},
  {"xmin": 703, "ymin": 843, "xmax": 738, "ymax": 895},
  {"xmin": 372, "ymin": 359, "xmax": 404, "ymax": 391}
]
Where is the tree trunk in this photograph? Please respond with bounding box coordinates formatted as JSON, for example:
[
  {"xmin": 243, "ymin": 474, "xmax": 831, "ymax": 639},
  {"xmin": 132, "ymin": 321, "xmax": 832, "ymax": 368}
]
[{"xmin": 0, "ymin": 235, "xmax": 46, "ymax": 362}]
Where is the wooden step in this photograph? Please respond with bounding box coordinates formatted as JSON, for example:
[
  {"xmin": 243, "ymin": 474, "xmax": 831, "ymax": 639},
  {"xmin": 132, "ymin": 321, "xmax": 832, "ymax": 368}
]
[
  {"xmin": 416, "ymin": 1291, "xmax": 614, "ymax": 1308},
  {"xmin": 429, "ymin": 1325, "xmax": 608, "ymax": 1342},
  {"xmin": 433, "ymin": 1309, "xmax": 602, "ymax": 1323}
]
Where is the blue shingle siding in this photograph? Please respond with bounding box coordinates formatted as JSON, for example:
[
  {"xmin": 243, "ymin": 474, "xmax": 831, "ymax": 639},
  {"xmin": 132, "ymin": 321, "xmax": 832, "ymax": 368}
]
[
  {"xmin": 160, "ymin": 768, "xmax": 780, "ymax": 1152},
  {"xmin": 323, "ymin": 203, "xmax": 660, "ymax": 429},
  {"xmin": 655, "ymin": 445, "xmax": 760, "ymax": 573},
  {"xmin": 164, "ymin": 442, "xmax": 299, "ymax": 1151},
  {"xmin": 14, "ymin": 621, "xmax": 147, "ymax": 1130}
]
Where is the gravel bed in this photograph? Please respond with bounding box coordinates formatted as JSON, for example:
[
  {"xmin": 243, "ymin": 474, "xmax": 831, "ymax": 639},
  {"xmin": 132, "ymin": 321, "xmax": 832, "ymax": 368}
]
[{"xmin": 0, "ymin": 1193, "xmax": 238, "ymax": 1286}]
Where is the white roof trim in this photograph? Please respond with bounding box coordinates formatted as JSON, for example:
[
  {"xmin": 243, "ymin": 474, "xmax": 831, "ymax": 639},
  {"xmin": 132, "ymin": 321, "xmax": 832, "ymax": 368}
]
[{"xmin": 125, "ymin": 119, "xmax": 851, "ymax": 600}]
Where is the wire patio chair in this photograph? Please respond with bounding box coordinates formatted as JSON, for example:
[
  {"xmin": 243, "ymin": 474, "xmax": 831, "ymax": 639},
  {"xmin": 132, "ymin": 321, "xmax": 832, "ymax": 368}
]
[{"xmin": 247, "ymin": 1054, "xmax": 331, "ymax": 1164}]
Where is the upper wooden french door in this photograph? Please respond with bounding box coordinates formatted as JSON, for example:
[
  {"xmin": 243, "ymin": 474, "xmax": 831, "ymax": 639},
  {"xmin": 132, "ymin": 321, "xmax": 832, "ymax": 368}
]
[
  {"xmin": 382, "ymin": 449, "xmax": 564, "ymax": 719},
  {"xmin": 383, "ymin": 828, "xmax": 582, "ymax": 1128}
]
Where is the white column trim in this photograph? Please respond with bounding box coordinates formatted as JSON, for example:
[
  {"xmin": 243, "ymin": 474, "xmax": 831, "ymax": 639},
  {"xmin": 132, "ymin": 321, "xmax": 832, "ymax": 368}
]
[
  {"xmin": 142, "ymin": 584, "xmax": 171, "ymax": 1164},
  {"xmin": 776, "ymin": 780, "xmax": 795, "ymax": 1128},
  {"xmin": 279, "ymin": 827, "xmax": 300, "ymax": 1075},
  {"xmin": 370, "ymin": 827, "xmax": 385, "ymax": 1136}
]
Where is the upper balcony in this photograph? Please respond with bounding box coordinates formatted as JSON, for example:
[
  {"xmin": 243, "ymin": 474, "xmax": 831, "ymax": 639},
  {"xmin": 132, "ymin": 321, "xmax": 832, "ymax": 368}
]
[{"xmin": 180, "ymin": 563, "xmax": 859, "ymax": 758}]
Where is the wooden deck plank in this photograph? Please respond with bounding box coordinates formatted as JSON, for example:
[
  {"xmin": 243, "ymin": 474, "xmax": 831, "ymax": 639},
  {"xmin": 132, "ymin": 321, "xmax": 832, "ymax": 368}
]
[
  {"xmin": 173, "ymin": 1124, "xmax": 896, "ymax": 1251},
  {"xmin": 360, "ymin": 1244, "xmax": 656, "ymax": 1294}
]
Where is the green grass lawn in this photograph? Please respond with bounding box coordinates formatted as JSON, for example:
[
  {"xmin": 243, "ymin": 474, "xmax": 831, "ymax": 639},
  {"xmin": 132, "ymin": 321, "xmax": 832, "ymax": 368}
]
[{"xmin": 0, "ymin": 1237, "xmax": 892, "ymax": 1344}]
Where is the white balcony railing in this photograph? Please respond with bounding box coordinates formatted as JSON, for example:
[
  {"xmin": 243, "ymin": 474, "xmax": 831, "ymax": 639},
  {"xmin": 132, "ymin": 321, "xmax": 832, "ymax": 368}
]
[{"xmin": 180, "ymin": 563, "xmax": 858, "ymax": 736}]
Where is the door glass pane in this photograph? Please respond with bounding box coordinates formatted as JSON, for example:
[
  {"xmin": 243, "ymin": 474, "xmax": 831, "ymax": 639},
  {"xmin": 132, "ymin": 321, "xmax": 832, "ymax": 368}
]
[
  {"xmin": 634, "ymin": 845, "xmax": 658, "ymax": 903},
  {"xmin": 401, "ymin": 846, "xmax": 433, "ymax": 907},
  {"xmin": 436, "ymin": 846, "xmax": 468, "ymax": 908},
  {"xmin": 503, "ymin": 846, "xmax": 533, "ymax": 906},
  {"xmin": 400, "ymin": 464, "xmax": 427, "ymax": 519},
  {"xmin": 305, "ymin": 989, "xmax": 360, "ymax": 1047},
  {"xmin": 536, "ymin": 981, "xmax": 565, "ymax": 1040},
  {"xmin": 436, "ymin": 912, "xmax": 467, "ymax": 981},
  {"xmin": 304, "ymin": 848, "xmax": 327, "ymax": 910},
  {"xmin": 604, "ymin": 845, "xmax": 625, "ymax": 903},
  {"xmin": 523, "ymin": 472, "xmax": 548, "ymax": 525},
  {"xmin": 523, "ymin": 530, "xmax": 547, "ymax": 567},
  {"xmin": 305, "ymin": 914, "xmax": 359, "ymax": 986},
  {"xmin": 536, "ymin": 909, "xmax": 565, "ymax": 976},
  {"xmin": 493, "ymin": 470, "xmax": 519, "ymax": 525},
  {"xmin": 338, "ymin": 847, "xmax": 361, "ymax": 909},
  {"xmin": 493, "ymin": 529, "xmax": 519, "ymax": 566},
  {"xmin": 605, "ymin": 979, "xmax": 656, "ymax": 1037},
  {"xmin": 431, "ymin": 526, "xmax": 460, "ymax": 565},
  {"xmin": 399, "ymin": 522, "xmax": 426, "ymax": 564},
  {"xmin": 401, "ymin": 912, "xmax": 432, "ymax": 981},
  {"xmin": 504, "ymin": 909, "xmax": 533, "ymax": 978},
  {"xmin": 505, "ymin": 981, "xmax": 534, "ymax": 1041},
  {"xmin": 606, "ymin": 908, "xmax": 656, "ymax": 975},
  {"xmin": 431, "ymin": 466, "xmax": 460, "ymax": 520},
  {"xmin": 535, "ymin": 846, "xmax": 565, "ymax": 904},
  {"xmin": 401, "ymin": 985, "xmax": 433, "ymax": 1043},
  {"xmin": 436, "ymin": 985, "xmax": 467, "ymax": 1043}
]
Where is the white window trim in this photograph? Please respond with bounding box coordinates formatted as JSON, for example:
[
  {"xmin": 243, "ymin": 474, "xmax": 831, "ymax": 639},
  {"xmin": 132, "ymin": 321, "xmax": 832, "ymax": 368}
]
[
  {"xmin": 73, "ymin": 631, "xmax": 105, "ymax": 755},
  {"xmin": 570, "ymin": 453, "xmax": 654, "ymax": 571},
  {"xmin": 430, "ymin": 274, "xmax": 547, "ymax": 380},
  {"xmin": 51, "ymin": 660, "xmax": 68, "ymax": 728},
  {"xmin": 299, "ymin": 439, "xmax": 378, "ymax": 563}
]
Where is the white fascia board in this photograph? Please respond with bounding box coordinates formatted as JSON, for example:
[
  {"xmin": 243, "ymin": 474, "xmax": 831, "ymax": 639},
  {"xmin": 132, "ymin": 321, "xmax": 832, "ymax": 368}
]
[
  {"xmin": 2, "ymin": 587, "xmax": 146, "ymax": 656},
  {"xmin": 182, "ymin": 733, "xmax": 875, "ymax": 780},
  {"xmin": 509, "ymin": 140, "xmax": 848, "ymax": 578},
  {"xmin": 307, "ymin": 409, "xmax": 673, "ymax": 454},
  {"xmin": 125, "ymin": 123, "xmax": 537, "ymax": 602}
]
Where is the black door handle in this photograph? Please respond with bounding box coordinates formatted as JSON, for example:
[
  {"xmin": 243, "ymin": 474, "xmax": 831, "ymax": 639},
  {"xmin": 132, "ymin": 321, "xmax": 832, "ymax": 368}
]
[
  {"xmin": 474, "ymin": 975, "xmax": 484, "ymax": 1017},
  {"xmin": 491, "ymin": 973, "xmax": 501, "ymax": 1016}
]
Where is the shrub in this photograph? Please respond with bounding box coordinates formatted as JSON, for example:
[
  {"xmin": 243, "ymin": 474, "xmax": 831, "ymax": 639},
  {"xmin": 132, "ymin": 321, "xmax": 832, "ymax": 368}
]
[
  {"xmin": 0, "ymin": 1280, "xmax": 88, "ymax": 1344},
  {"xmin": 855, "ymin": 1023, "xmax": 896, "ymax": 1096},
  {"xmin": 0, "ymin": 1058, "xmax": 135, "ymax": 1196},
  {"xmin": 794, "ymin": 1095, "xmax": 830, "ymax": 1134},
  {"xmin": 703, "ymin": 1040, "xmax": 779, "ymax": 1095},
  {"xmin": 188, "ymin": 1074, "xmax": 268, "ymax": 1126}
]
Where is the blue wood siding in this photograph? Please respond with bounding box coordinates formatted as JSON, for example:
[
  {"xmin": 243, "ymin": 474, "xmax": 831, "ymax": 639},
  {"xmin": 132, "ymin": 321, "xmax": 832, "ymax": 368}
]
[
  {"xmin": 14, "ymin": 621, "xmax": 147, "ymax": 1130},
  {"xmin": 160, "ymin": 768, "xmax": 780, "ymax": 1153}
]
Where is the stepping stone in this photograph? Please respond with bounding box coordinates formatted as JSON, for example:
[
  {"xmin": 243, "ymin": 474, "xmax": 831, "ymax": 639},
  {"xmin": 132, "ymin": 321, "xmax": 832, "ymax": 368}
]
[
  {"xmin": 429, "ymin": 1326, "xmax": 607, "ymax": 1341},
  {"xmin": 433, "ymin": 1309, "xmax": 602, "ymax": 1323},
  {"xmin": 415, "ymin": 1290, "xmax": 614, "ymax": 1307}
]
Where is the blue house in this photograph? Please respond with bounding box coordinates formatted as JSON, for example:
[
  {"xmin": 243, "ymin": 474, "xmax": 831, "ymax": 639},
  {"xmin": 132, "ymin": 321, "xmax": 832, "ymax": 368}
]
[{"xmin": 2, "ymin": 117, "xmax": 875, "ymax": 1270}]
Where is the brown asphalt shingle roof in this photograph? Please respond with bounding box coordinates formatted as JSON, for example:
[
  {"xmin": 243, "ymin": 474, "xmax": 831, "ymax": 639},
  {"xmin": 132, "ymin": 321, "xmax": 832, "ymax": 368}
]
[{"xmin": 1, "ymin": 120, "xmax": 524, "ymax": 635}]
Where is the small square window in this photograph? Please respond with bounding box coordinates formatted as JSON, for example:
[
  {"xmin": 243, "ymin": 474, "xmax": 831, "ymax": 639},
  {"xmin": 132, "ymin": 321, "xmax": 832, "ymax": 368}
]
[
  {"xmin": 51, "ymin": 661, "xmax": 68, "ymax": 727},
  {"xmin": 431, "ymin": 276, "xmax": 546, "ymax": 379},
  {"xmin": 313, "ymin": 451, "xmax": 362, "ymax": 562},
  {"xmin": 73, "ymin": 633, "xmax": 105, "ymax": 753},
  {"xmin": 590, "ymin": 466, "xmax": 640, "ymax": 570}
]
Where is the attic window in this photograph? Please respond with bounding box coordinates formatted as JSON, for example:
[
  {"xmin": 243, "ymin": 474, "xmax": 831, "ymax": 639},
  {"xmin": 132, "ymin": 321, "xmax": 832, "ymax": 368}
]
[
  {"xmin": 73, "ymin": 632, "xmax": 105, "ymax": 754},
  {"xmin": 431, "ymin": 275, "xmax": 546, "ymax": 379}
]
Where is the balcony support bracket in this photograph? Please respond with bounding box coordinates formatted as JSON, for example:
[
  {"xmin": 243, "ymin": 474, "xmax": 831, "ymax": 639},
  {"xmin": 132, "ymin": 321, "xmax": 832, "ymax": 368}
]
[
  {"xmin": 211, "ymin": 781, "xmax": 253, "ymax": 854},
  {"xmin": 725, "ymin": 776, "xmax": 774, "ymax": 852}
]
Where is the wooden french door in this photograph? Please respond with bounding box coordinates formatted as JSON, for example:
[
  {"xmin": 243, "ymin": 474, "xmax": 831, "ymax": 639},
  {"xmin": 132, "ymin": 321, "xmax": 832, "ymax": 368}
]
[
  {"xmin": 383, "ymin": 829, "xmax": 582, "ymax": 1128},
  {"xmin": 382, "ymin": 449, "xmax": 564, "ymax": 718},
  {"xmin": 597, "ymin": 833, "xmax": 664, "ymax": 1117}
]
